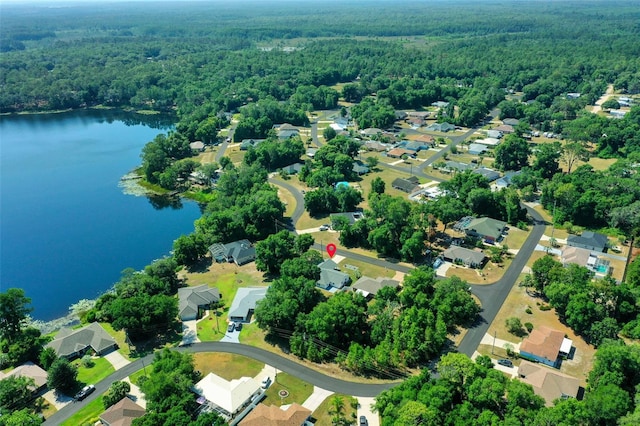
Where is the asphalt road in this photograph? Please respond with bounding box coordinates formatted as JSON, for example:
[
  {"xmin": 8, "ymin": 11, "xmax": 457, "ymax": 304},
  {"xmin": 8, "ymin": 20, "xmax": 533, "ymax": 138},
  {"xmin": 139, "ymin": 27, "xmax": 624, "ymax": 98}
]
[
  {"xmin": 268, "ymin": 178, "xmax": 306, "ymax": 229},
  {"xmin": 44, "ymin": 343, "xmax": 398, "ymax": 425},
  {"xmin": 312, "ymin": 242, "xmax": 413, "ymax": 274},
  {"xmin": 458, "ymin": 205, "xmax": 546, "ymax": 357}
]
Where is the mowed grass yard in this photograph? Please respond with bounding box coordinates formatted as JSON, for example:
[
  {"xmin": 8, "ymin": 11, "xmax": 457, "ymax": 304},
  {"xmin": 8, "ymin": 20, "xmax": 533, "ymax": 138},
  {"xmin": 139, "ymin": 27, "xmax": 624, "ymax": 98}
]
[
  {"xmin": 60, "ymin": 397, "xmax": 104, "ymax": 426},
  {"xmin": 262, "ymin": 372, "xmax": 314, "ymax": 407},
  {"xmin": 193, "ymin": 353, "xmax": 264, "ymax": 381}
]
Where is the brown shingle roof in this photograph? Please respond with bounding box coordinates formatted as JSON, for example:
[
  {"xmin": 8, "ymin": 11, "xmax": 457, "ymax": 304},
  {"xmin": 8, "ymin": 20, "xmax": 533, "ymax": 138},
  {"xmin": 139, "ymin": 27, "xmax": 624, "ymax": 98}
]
[
  {"xmin": 518, "ymin": 361, "xmax": 580, "ymax": 406},
  {"xmin": 519, "ymin": 326, "xmax": 565, "ymax": 361},
  {"xmin": 100, "ymin": 397, "xmax": 145, "ymax": 426},
  {"xmin": 239, "ymin": 403, "xmax": 311, "ymax": 426}
]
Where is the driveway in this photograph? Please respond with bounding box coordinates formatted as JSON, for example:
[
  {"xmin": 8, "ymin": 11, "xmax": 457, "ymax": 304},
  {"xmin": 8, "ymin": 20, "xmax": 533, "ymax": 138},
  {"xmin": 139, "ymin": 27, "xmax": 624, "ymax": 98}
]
[
  {"xmin": 181, "ymin": 319, "xmax": 200, "ymax": 346},
  {"xmin": 42, "ymin": 389, "xmax": 73, "ymax": 410},
  {"xmin": 124, "ymin": 378, "xmax": 147, "ymax": 409},
  {"xmin": 104, "ymin": 350, "xmax": 130, "ymax": 370},
  {"xmin": 357, "ymin": 397, "xmax": 380, "ymax": 426},
  {"xmin": 301, "ymin": 386, "xmax": 334, "ymax": 412},
  {"xmin": 219, "ymin": 326, "xmax": 240, "ymax": 343}
]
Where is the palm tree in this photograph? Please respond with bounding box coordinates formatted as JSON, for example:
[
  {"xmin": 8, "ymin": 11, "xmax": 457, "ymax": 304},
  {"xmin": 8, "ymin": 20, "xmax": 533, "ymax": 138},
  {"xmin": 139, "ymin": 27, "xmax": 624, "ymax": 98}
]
[{"xmin": 329, "ymin": 395, "xmax": 347, "ymax": 425}]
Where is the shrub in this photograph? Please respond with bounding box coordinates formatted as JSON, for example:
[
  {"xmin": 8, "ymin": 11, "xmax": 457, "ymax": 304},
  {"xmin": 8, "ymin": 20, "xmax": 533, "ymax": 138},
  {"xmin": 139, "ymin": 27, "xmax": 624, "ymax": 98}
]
[
  {"xmin": 81, "ymin": 354, "xmax": 94, "ymax": 368},
  {"xmin": 524, "ymin": 322, "xmax": 534, "ymax": 332},
  {"xmin": 506, "ymin": 317, "xmax": 526, "ymax": 336},
  {"xmin": 539, "ymin": 304, "xmax": 552, "ymax": 311},
  {"xmin": 525, "ymin": 307, "xmax": 533, "ymax": 314}
]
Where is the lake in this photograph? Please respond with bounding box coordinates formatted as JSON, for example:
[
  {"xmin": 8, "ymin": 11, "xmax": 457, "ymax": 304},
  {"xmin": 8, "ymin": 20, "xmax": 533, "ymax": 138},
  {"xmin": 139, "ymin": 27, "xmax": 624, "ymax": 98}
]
[{"xmin": 0, "ymin": 110, "xmax": 202, "ymax": 321}]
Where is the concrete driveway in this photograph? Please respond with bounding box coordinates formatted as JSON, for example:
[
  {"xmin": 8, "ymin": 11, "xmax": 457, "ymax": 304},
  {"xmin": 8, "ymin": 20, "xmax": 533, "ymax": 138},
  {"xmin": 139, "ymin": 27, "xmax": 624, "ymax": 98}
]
[
  {"xmin": 104, "ymin": 350, "xmax": 130, "ymax": 370},
  {"xmin": 220, "ymin": 326, "xmax": 240, "ymax": 343},
  {"xmin": 181, "ymin": 319, "xmax": 200, "ymax": 346},
  {"xmin": 357, "ymin": 396, "xmax": 380, "ymax": 426},
  {"xmin": 301, "ymin": 386, "xmax": 333, "ymax": 412}
]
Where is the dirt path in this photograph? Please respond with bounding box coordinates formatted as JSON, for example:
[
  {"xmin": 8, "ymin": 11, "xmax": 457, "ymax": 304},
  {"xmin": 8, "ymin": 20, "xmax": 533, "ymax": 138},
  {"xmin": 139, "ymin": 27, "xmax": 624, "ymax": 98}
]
[{"xmin": 589, "ymin": 83, "xmax": 614, "ymax": 113}]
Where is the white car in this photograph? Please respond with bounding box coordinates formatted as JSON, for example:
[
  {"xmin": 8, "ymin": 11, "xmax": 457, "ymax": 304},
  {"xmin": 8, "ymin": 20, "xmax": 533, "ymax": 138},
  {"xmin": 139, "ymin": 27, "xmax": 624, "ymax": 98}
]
[{"xmin": 261, "ymin": 376, "xmax": 272, "ymax": 389}]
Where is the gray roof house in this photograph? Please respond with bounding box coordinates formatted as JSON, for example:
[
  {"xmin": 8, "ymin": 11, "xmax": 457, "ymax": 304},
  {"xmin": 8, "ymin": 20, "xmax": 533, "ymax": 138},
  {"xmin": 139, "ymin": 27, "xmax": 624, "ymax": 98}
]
[
  {"xmin": 352, "ymin": 162, "xmax": 370, "ymax": 175},
  {"xmin": 426, "ymin": 122, "xmax": 455, "ymax": 132},
  {"xmin": 352, "ymin": 276, "xmax": 400, "ymax": 298},
  {"xmin": 495, "ymin": 171, "xmax": 521, "ymax": 189},
  {"xmin": 317, "ymin": 259, "xmax": 350, "ymax": 290},
  {"xmin": 209, "ymin": 240, "xmax": 256, "ymax": 265},
  {"xmin": 274, "ymin": 123, "xmax": 300, "ymax": 140},
  {"xmin": 443, "ymin": 246, "xmax": 487, "ymax": 268},
  {"xmin": 487, "ymin": 130, "xmax": 503, "ymax": 139},
  {"xmin": 228, "ymin": 287, "xmax": 267, "ymax": 322},
  {"xmin": 178, "ymin": 285, "xmax": 221, "ymax": 321},
  {"xmin": 460, "ymin": 216, "xmax": 507, "ymax": 243},
  {"xmin": 473, "ymin": 167, "xmax": 500, "ymax": 182},
  {"xmin": 46, "ymin": 322, "xmax": 117, "ymax": 359},
  {"xmin": 392, "ymin": 177, "xmax": 420, "ymax": 193},
  {"xmin": 468, "ymin": 143, "xmax": 489, "ymax": 155},
  {"xmin": 330, "ymin": 211, "xmax": 365, "ymax": 227},
  {"xmin": 567, "ymin": 231, "xmax": 608, "ymax": 253},
  {"xmin": 281, "ymin": 162, "xmax": 304, "ymax": 174},
  {"xmin": 240, "ymin": 139, "xmax": 266, "ymax": 150}
]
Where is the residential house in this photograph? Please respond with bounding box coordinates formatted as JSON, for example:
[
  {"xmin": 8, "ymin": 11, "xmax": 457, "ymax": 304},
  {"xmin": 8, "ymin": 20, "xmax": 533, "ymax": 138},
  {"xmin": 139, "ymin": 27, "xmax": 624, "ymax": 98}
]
[
  {"xmin": 392, "ymin": 177, "xmax": 420, "ymax": 193},
  {"xmin": 468, "ymin": 143, "xmax": 489, "ymax": 155},
  {"xmin": 387, "ymin": 148, "xmax": 414, "ymax": 159},
  {"xmin": 610, "ymin": 109, "xmax": 628, "ymax": 119},
  {"xmin": 567, "ymin": 231, "xmax": 608, "ymax": 252},
  {"xmin": 99, "ymin": 397, "xmax": 146, "ymax": 426},
  {"xmin": 209, "ymin": 240, "xmax": 256, "ymax": 265},
  {"xmin": 518, "ymin": 361, "xmax": 581, "ymax": 407},
  {"xmin": 414, "ymin": 134, "xmax": 436, "ymax": 145},
  {"xmin": 493, "ymin": 124, "xmax": 514, "ymax": 134},
  {"xmin": 403, "ymin": 140, "xmax": 431, "ymax": 152},
  {"xmin": 444, "ymin": 161, "xmax": 473, "ymax": 172},
  {"xmin": 407, "ymin": 117, "xmax": 425, "ymax": 127},
  {"xmin": 273, "ymin": 123, "xmax": 299, "ymax": 140},
  {"xmin": 460, "ymin": 216, "xmax": 507, "ymax": 244},
  {"xmin": 228, "ymin": 287, "xmax": 268, "ymax": 323},
  {"xmin": 178, "ymin": 285, "xmax": 220, "ymax": 321},
  {"xmin": 395, "ymin": 111, "xmax": 408, "ymax": 120},
  {"xmin": 494, "ymin": 171, "xmax": 521, "ymax": 190},
  {"xmin": 189, "ymin": 141, "xmax": 205, "ymax": 152},
  {"xmin": 486, "ymin": 130, "xmax": 503, "ymax": 139},
  {"xmin": 566, "ymin": 92, "xmax": 581, "ymax": 99},
  {"xmin": 239, "ymin": 403, "xmax": 311, "ymax": 426},
  {"xmin": 240, "ymin": 139, "xmax": 267, "ymax": 150},
  {"xmin": 364, "ymin": 140, "xmax": 388, "ymax": 152},
  {"xmin": 306, "ymin": 148, "xmax": 318, "ymax": 158},
  {"xmin": 473, "ymin": 167, "xmax": 500, "ymax": 182},
  {"xmin": 0, "ymin": 362, "xmax": 48, "ymax": 394},
  {"xmin": 330, "ymin": 211, "xmax": 364, "ymax": 227},
  {"xmin": 317, "ymin": 259, "xmax": 350, "ymax": 290},
  {"xmin": 431, "ymin": 101, "xmax": 449, "ymax": 108},
  {"xmin": 193, "ymin": 373, "xmax": 261, "ymax": 418},
  {"xmin": 442, "ymin": 246, "xmax": 487, "ymax": 268},
  {"xmin": 476, "ymin": 137, "xmax": 501, "ymax": 146},
  {"xmin": 502, "ymin": 118, "xmax": 520, "ymax": 127},
  {"xmin": 46, "ymin": 322, "xmax": 117, "ymax": 359},
  {"xmin": 360, "ymin": 128, "xmax": 382, "ymax": 137},
  {"xmin": 561, "ymin": 246, "xmax": 610, "ymax": 275},
  {"xmin": 352, "ymin": 162, "xmax": 370, "ymax": 175},
  {"xmin": 426, "ymin": 122, "xmax": 455, "ymax": 132},
  {"xmin": 352, "ymin": 276, "xmax": 400, "ymax": 298},
  {"xmin": 281, "ymin": 163, "xmax": 304, "ymax": 175},
  {"xmin": 519, "ymin": 326, "xmax": 573, "ymax": 368}
]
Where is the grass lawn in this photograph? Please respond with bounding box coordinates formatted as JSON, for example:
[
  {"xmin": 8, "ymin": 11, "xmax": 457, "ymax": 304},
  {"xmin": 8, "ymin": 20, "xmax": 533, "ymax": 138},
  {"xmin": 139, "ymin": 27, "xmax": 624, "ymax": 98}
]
[
  {"xmin": 275, "ymin": 182, "xmax": 297, "ymax": 218},
  {"xmin": 60, "ymin": 397, "xmax": 104, "ymax": 426},
  {"xmin": 193, "ymin": 353, "xmax": 264, "ymax": 381},
  {"xmin": 128, "ymin": 369, "xmax": 147, "ymax": 386},
  {"xmin": 74, "ymin": 357, "xmax": 115, "ymax": 386},
  {"xmin": 446, "ymin": 257, "xmax": 513, "ymax": 284},
  {"xmin": 263, "ymin": 372, "xmax": 314, "ymax": 407},
  {"xmin": 486, "ymin": 274, "xmax": 595, "ymax": 386},
  {"xmin": 312, "ymin": 394, "xmax": 358, "ymax": 426},
  {"xmin": 502, "ymin": 226, "xmax": 530, "ymax": 250},
  {"xmin": 340, "ymin": 257, "xmax": 397, "ymax": 282},
  {"xmin": 99, "ymin": 322, "xmax": 130, "ymax": 359}
]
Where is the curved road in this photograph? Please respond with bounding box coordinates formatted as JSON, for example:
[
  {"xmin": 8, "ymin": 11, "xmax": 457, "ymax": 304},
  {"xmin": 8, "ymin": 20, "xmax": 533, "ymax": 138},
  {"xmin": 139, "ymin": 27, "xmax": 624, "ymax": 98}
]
[
  {"xmin": 45, "ymin": 343, "xmax": 398, "ymax": 425},
  {"xmin": 268, "ymin": 177, "xmax": 306, "ymax": 229}
]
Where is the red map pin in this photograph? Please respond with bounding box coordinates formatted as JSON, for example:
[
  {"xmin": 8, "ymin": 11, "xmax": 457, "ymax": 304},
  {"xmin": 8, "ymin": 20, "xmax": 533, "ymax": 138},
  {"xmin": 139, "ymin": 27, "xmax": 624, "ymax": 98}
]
[{"xmin": 326, "ymin": 243, "xmax": 337, "ymax": 258}]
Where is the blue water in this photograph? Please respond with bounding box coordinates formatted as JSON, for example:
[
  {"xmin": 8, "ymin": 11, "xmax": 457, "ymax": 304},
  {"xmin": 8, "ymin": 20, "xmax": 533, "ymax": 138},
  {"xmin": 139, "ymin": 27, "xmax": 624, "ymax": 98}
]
[{"xmin": 0, "ymin": 110, "xmax": 202, "ymax": 321}]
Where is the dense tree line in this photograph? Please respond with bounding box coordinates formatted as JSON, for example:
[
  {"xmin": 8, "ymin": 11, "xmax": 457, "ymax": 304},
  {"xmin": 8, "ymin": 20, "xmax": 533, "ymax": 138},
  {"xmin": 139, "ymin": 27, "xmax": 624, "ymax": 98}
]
[
  {"xmin": 375, "ymin": 341, "xmax": 640, "ymax": 425},
  {"xmin": 257, "ymin": 265, "xmax": 479, "ymax": 376}
]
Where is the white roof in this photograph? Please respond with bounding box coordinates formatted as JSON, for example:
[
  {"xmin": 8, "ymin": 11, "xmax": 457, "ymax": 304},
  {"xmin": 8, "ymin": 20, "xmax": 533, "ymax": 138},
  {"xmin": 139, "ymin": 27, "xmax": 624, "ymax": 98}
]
[
  {"xmin": 560, "ymin": 338, "xmax": 573, "ymax": 355},
  {"xmin": 475, "ymin": 137, "xmax": 500, "ymax": 146},
  {"xmin": 194, "ymin": 373, "xmax": 260, "ymax": 414}
]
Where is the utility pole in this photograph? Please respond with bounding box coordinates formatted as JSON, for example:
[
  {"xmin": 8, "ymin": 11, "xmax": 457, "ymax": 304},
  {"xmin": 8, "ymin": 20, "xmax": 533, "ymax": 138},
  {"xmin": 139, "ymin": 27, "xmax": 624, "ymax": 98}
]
[{"xmin": 492, "ymin": 330, "xmax": 496, "ymax": 355}]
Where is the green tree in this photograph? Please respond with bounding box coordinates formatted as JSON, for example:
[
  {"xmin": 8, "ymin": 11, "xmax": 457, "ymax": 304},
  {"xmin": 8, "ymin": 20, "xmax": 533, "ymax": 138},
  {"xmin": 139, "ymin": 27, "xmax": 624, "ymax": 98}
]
[
  {"xmin": 255, "ymin": 230, "xmax": 297, "ymax": 274},
  {"xmin": 0, "ymin": 408, "xmax": 42, "ymax": 426},
  {"xmin": 370, "ymin": 176, "xmax": 385, "ymax": 196},
  {"xmin": 323, "ymin": 126, "xmax": 337, "ymax": 141},
  {"xmin": 532, "ymin": 141, "xmax": 561, "ymax": 179},
  {"xmin": 0, "ymin": 288, "xmax": 33, "ymax": 344},
  {"xmin": 0, "ymin": 375, "xmax": 35, "ymax": 412},
  {"xmin": 493, "ymin": 134, "xmax": 531, "ymax": 171},
  {"xmin": 560, "ymin": 142, "xmax": 589, "ymax": 174},
  {"xmin": 172, "ymin": 233, "xmax": 207, "ymax": 266},
  {"xmin": 47, "ymin": 358, "xmax": 78, "ymax": 395},
  {"xmin": 39, "ymin": 347, "xmax": 58, "ymax": 370},
  {"xmin": 103, "ymin": 381, "xmax": 131, "ymax": 409},
  {"xmin": 531, "ymin": 255, "xmax": 562, "ymax": 293},
  {"xmin": 505, "ymin": 317, "xmax": 526, "ymax": 336}
]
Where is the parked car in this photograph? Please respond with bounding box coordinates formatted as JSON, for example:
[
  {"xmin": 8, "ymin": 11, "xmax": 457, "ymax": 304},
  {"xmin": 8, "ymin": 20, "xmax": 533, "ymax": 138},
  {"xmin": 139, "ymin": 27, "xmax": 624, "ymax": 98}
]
[
  {"xmin": 319, "ymin": 224, "xmax": 330, "ymax": 231},
  {"xmin": 432, "ymin": 258, "xmax": 443, "ymax": 269},
  {"xmin": 234, "ymin": 321, "xmax": 243, "ymax": 331},
  {"xmin": 227, "ymin": 323, "xmax": 235, "ymax": 333},
  {"xmin": 261, "ymin": 376, "xmax": 272, "ymax": 389},
  {"xmin": 75, "ymin": 384, "xmax": 95, "ymax": 401},
  {"xmin": 360, "ymin": 416, "xmax": 369, "ymax": 426},
  {"xmin": 497, "ymin": 359, "xmax": 513, "ymax": 367}
]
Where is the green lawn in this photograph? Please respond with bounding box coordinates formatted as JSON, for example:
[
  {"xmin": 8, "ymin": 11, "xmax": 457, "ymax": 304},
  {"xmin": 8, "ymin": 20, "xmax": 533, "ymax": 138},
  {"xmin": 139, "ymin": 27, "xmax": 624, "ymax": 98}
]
[
  {"xmin": 262, "ymin": 372, "xmax": 314, "ymax": 407},
  {"xmin": 60, "ymin": 397, "xmax": 104, "ymax": 426},
  {"xmin": 74, "ymin": 357, "xmax": 115, "ymax": 386},
  {"xmin": 193, "ymin": 353, "xmax": 264, "ymax": 381}
]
